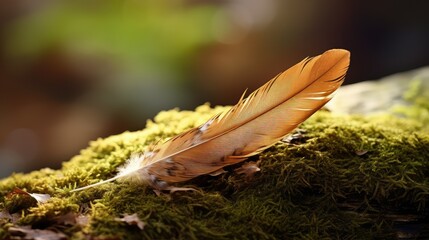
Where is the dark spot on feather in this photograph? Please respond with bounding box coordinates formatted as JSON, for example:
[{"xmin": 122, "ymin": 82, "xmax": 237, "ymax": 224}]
[
  {"xmin": 300, "ymin": 57, "xmax": 314, "ymax": 73},
  {"xmin": 265, "ymin": 77, "xmax": 277, "ymax": 92},
  {"xmin": 254, "ymin": 88, "xmax": 260, "ymax": 95},
  {"xmin": 233, "ymin": 147, "xmax": 246, "ymax": 156},
  {"xmin": 326, "ymin": 73, "xmax": 346, "ymax": 83},
  {"xmin": 272, "ymin": 72, "xmax": 281, "ymax": 82}
]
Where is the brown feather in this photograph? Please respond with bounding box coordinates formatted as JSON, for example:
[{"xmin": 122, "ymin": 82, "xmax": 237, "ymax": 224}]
[{"xmin": 71, "ymin": 49, "xmax": 350, "ymax": 191}]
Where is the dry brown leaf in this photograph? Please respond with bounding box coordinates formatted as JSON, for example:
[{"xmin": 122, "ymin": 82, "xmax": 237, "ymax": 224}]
[{"xmin": 7, "ymin": 188, "xmax": 51, "ymax": 204}]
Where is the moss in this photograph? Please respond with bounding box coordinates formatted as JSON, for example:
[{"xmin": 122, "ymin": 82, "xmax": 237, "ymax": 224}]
[
  {"xmin": 0, "ymin": 103, "xmax": 428, "ymax": 239},
  {"xmin": 392, "ymin": 79, "xmax": 429, "ymax": 129}
]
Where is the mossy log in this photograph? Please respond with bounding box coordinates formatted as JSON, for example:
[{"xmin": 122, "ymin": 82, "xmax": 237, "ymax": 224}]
[{"xmin": 1, "ymin": 96, "xmax": 429, "ymax": 240}]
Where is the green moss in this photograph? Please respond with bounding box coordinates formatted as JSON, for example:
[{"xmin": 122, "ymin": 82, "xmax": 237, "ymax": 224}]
[
  {"xmin": 1, "ymin": 103, "xmax": 428, "ymax": 239},
  {"xmin": 393, "ymin": 79, "xmax": 429, "ymax": 129}
]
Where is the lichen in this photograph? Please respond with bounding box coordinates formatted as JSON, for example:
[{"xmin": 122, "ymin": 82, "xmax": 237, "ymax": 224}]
[{"xmin": 1, "ymin": 102, "xmax": 428, "ymax": 239}]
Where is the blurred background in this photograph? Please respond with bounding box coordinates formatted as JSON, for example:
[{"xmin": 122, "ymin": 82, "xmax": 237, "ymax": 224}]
[{"xmin": 0, "ymin": 0, "xmax": 428, "ymax": 178}]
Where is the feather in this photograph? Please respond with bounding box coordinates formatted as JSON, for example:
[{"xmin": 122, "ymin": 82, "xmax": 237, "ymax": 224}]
[{"xmin": 71, "ymin": 49, "xmax": 350, "ymax": 192}]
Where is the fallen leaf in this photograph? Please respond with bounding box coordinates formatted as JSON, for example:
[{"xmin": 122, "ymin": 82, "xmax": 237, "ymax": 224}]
[
  {"xmin": 115, "ymin": 213, "xmax": 145, "ymax": 230},
  {"xmin": 8, "ymin": 226, "xmax": 67, "ymax": 240},
  {"xmin": 28, "ymin": 193, "xmax": 51, "ymax": 204},
  {"xmin": 50, "ymin": 212, "xmax": 91, "ymax": 227},
  {"xmin": 7, "ymin": 188, "xmax": 51, "ymax": 204},
  {"xmin": 53, "ymin": 212, "xmax": 78, "ymax": 226},
  {"xmin": 0, "ymin": 210, "xmax": 21, "ymax": 223}
]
